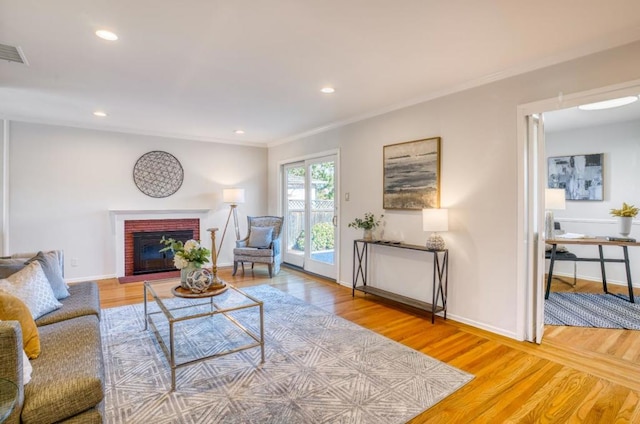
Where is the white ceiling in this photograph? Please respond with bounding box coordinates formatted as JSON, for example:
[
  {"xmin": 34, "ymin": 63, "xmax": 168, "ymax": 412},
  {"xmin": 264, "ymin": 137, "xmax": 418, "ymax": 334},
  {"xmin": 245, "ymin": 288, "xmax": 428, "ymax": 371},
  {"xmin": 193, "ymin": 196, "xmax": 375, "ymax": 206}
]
[
  {"xmin": 2, "ymin": 1, "xmax": 640, "ymax": 146},
  {"xmin": 544, "ymin": 99, "xmax": 640, "ymax": 133}
]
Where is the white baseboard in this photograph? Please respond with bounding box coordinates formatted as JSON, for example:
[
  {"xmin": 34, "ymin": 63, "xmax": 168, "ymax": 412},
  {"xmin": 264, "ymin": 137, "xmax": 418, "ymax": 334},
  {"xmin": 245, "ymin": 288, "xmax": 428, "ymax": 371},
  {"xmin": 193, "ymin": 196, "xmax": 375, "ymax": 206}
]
[
  {"xmin": 552, "ymin": 271, "xmax": 639, "ymax": 288},
  {"xmin": 444, "ymin": 313, "xmax": 520, "ymax": 341},
  {"xmin": 66, "ymin": 262, "xmax": 237, "ymax": 284},
  {"xmin": 337, "ymin": 279, "xmax": 521, "ymax": 341},
  {"xmin": 66, "ymin": 274, "xmax": 117, "ymax": 284}
]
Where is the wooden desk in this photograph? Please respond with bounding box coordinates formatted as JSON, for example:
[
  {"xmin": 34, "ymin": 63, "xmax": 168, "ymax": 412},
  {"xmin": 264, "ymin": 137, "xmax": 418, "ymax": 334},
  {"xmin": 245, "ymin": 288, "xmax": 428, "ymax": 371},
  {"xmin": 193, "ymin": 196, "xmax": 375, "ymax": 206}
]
[
  {"xmin": 545, "ymin": 238, "xmax": 640, "ymax": 303},
  {"xmin": 352, "ymin": 240, "xmax": 448, "ymax": 323}
]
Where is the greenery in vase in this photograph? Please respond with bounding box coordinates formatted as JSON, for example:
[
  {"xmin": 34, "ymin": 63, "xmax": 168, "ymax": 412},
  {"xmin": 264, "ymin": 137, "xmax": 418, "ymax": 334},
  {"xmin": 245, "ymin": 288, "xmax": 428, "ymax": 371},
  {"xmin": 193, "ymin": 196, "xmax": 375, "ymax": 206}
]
[
  {"xmin": 159, "ymin": 237, "xmax": 210, "ymax": 269},
  {"xmin": 347, "ymin": 212, "xmax": 383, "ymax": 230},
  {"xmin": 610, "ymin": 202, "xmax": 639, "ymax": 218}
]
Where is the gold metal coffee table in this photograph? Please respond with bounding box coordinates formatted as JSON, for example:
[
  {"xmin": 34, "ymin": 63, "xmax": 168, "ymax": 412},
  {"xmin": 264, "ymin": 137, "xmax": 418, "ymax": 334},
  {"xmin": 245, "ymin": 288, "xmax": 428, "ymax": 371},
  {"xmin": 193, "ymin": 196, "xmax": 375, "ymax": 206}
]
[{"xmin": 143, "ymin": 278, "xmax": 264, "ymax": 390}]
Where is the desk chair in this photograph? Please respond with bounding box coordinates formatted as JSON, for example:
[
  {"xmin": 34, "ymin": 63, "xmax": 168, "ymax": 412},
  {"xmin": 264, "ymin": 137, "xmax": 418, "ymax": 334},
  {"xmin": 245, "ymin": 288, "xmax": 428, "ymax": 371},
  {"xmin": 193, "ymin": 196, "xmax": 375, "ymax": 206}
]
[{"xmin": 545, "ymin": 222, "xmax": 577, "ymax": 287}]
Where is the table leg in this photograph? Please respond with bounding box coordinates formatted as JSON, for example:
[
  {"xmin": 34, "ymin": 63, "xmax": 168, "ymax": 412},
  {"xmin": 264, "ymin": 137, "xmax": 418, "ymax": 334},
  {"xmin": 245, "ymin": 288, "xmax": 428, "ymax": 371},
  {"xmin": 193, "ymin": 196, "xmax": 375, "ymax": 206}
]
[
  {"xmin": 170, "ymin": 320, "xmax": 176, "ymax": 391},
  {"xmin": 433, "ymin": 251, "xmax": 448, "ymax": 322},
  {"xmin": 352, "ymin": 241, "xmax": 367, "ymax": 296},
  {"xmin": 443, "ymin": 251, "xmax": 448, "ymax": 320},
  {"xmin": 143, "ymin": 284, "xmax": 148, "ymax": 330},
  {"xmin": 545, "ymin": 245, "xmax": 557, "ymax": 299},
  {"xmin": 260, "ymin": 302, "xmax": 265, "ymax": 363},
  {"xmin": 598, "ymin": 245, "xmax": 608, "ymax": 294},
  {"xmin": 623, "ymin": 246, "xmax": 635, "ymax": 303},
  {"xmin": 352, "ymin": 242, "xmax": 358, "ymax": 296},
  {"xmin": 431, "ymin": 253, "xmax": 437, "ymax": 324}
]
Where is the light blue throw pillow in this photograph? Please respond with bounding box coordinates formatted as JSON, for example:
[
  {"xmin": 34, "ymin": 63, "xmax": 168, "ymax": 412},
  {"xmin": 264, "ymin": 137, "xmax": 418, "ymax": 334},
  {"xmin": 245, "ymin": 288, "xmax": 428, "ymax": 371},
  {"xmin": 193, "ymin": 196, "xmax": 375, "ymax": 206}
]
[
  {"xmin": 26, "ymin": 251, "xmax": 69, "ymax": 300},
  {"xmin": 248, "ymin": 226, "xmax": 274, "ymax": 248}
]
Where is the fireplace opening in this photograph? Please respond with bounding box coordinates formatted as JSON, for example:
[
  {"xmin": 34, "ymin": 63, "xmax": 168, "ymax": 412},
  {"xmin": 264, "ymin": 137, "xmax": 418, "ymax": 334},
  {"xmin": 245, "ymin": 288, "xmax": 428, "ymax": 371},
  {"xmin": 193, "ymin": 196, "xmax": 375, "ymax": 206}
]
[{"xmin": 133, "ymin": 230, "xmax": 193, "ymax": 275}]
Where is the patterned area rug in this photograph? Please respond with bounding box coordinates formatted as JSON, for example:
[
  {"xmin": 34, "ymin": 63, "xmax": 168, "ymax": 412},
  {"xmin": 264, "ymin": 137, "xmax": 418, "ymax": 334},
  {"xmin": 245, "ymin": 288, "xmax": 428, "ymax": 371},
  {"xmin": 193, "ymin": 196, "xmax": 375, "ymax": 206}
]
[
  {"xmin": 545, "ymin": 292, "xmax": 640, "ymax": 329},
  {"xmin": 101, "ymin": 285, "xmax": 473, "ymax": 423}
]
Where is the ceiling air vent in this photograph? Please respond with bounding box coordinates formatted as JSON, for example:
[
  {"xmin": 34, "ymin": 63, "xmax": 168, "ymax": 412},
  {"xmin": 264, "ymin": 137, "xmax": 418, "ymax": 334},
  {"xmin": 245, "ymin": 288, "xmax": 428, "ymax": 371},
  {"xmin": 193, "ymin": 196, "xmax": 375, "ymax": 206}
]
[{"xmin": 0, "ymin": 43, "xmax": 28, "ymax": 65}]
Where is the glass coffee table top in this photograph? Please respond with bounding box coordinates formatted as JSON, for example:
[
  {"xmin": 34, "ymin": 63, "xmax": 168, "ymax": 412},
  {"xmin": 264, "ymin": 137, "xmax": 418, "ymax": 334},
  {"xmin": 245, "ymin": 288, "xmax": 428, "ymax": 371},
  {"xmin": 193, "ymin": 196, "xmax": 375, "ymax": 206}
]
[
  {"xmin": 0, "ymin": 378, "xmax": 18, "ymax": 423},
  {"xmin": 143, "ymin": 278, "xmax": 262, "ymax": 321}
]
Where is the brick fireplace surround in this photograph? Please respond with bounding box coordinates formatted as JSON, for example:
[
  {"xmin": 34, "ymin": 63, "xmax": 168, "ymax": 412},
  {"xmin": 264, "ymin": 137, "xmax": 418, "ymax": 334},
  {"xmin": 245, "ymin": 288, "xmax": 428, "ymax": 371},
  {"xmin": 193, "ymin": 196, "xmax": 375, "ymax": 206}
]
[
  {"xmin": 124, "ymin": 218, "xmax": 200, "ymax": 276},
  {"xmin": 111, "ymin": 209, "xmax": 210, "ymax": 283}
]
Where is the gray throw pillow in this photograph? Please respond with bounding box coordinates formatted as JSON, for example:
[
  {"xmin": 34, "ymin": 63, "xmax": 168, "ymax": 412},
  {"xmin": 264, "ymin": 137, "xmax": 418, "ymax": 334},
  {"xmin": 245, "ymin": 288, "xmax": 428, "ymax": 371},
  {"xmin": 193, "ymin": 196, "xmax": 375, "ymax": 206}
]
[
  {"xmin": 26, "ymin": 251, "xmax": 69, "ymax": 300},
  {"xmin": 0, "ymin": 258, "xmax": 27, "ymax": 278},
  {"xmin": 248, "ymin": 226, "xmax": 274, "ymax": 248}
]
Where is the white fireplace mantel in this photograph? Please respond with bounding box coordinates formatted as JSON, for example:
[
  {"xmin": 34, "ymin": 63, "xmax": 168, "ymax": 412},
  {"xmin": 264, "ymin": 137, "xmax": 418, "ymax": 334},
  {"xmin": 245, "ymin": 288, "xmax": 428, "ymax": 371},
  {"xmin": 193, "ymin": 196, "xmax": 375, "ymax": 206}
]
[
  {"xmin": 110, "ymin": 209, "xmax": 211, "ymax": 277},
  {"xmin": 109, "ymin": 208, "xmax": 210, "ymax": 217}
]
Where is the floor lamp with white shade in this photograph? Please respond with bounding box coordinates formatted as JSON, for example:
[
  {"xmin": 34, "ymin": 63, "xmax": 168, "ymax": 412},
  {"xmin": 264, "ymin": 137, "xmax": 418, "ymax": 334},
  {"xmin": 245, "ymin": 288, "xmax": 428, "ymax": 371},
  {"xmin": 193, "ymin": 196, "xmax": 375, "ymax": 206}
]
[
  {"xmin": 218, "ymin": 188, "xmax": 245, "ymax": 253},
  {"xmin": 208, "ymin": 188, "xmax": 245, "ymax": 283}
]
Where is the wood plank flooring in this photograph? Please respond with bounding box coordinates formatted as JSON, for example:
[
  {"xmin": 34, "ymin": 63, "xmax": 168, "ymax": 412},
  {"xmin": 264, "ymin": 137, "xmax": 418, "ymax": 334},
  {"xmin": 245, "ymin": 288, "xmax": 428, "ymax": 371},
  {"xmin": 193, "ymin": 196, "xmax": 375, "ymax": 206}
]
[{"xmin": 95, "ymin": 267, "xmax": 640, "ymax": 423}]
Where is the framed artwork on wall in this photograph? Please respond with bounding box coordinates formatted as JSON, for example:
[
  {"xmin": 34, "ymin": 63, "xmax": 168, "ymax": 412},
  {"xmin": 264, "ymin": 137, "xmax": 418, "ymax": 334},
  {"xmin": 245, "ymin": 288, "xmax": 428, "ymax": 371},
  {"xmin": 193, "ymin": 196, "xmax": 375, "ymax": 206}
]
[
  {"xmin": 547, "ymin": 153, "xmax": 604, "ymax": 201},
  {"xmin": 133, "ymin": 151, "xmax": 184, "ymax": 198},
  {"xmin": 383, "ymin": 137, "xmax": 441, "ymax": 210}
]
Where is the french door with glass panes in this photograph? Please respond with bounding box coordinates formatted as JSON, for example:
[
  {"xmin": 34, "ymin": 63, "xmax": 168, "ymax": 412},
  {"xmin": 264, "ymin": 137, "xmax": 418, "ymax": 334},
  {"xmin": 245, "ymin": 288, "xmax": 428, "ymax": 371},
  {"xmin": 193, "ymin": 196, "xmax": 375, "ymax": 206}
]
[{"xmin": 283, "ymin": 155, "xmax": 338, "ymax": 279}]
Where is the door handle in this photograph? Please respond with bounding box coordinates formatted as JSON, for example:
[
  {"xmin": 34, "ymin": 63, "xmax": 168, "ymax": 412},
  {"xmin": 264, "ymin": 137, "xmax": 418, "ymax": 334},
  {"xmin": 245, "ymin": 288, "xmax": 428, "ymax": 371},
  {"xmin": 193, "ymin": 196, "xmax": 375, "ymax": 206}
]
[{"xmin": 332, "ymin": 216, "xmax": 338, "ymax": 227}]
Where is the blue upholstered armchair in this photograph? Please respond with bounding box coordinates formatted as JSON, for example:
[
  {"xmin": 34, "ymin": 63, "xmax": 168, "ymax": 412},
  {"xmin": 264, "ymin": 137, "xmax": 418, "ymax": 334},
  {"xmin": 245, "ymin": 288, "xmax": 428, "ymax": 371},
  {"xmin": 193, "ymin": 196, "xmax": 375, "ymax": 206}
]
[{"xmin": 233, "ymin": 216, "xmax": 284, "ymax": 278}]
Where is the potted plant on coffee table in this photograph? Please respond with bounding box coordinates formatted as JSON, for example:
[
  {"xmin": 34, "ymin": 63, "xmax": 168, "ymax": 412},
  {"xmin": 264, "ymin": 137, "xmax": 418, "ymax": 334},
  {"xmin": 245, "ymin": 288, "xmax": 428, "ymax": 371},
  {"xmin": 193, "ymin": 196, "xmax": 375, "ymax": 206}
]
[
  {"xmin": 348, "ymin": 212, "xmax": 383, "ymax": 241},
  {"xmin": 610, "ymin": 202, "xmax": 639, "ymax": 237},
  {"xmin": 159, "ymin": 237, "xmax": 211, "ymax": 287}
]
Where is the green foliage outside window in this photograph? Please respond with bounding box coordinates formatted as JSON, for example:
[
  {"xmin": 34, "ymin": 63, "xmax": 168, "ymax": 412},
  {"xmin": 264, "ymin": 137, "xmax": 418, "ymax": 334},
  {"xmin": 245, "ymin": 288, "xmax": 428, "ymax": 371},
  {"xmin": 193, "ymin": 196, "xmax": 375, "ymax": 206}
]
[
  {"xmin": 288, "ymin": 162, "xmax": 335, "ymax": 200},
  {"xmin": 293, "ymin": 222, "xmax": 335, "ymax": 251}
]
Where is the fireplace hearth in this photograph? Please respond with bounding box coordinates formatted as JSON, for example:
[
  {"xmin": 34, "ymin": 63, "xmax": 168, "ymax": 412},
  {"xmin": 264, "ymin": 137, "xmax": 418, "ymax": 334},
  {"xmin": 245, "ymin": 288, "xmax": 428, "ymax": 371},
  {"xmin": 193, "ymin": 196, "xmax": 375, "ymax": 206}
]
[{"xmin": 133, "ymin": 230, "xmax": 193, "ymax": 275}]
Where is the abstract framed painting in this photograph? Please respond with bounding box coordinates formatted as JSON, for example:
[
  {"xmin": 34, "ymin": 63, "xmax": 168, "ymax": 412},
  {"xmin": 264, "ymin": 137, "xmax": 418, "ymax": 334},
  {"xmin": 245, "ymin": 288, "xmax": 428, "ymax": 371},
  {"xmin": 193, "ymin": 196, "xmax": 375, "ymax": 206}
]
[
  {"xmin": 383, "ymin": 137, "xmax": 441, "ymax": 210},
  {"xmin": 547, "ymin": 153, "xmax": 604, "ymax": 201}
]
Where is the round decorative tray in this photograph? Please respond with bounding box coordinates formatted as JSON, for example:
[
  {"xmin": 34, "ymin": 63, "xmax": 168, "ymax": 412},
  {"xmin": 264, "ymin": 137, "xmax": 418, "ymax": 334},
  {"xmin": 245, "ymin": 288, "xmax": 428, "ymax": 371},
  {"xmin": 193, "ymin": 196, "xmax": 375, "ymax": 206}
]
[{"xmin": 171, "ymin": 282, "xmax": 228, "ymax": 298}]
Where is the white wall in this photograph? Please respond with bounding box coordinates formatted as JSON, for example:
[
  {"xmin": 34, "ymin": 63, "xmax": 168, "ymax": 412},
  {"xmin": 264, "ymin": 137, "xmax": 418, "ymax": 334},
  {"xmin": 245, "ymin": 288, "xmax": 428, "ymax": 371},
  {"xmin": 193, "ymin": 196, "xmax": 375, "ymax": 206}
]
[
  {"xmin": 268, "ymin": 41, "xmax": 640, "ymax": 339},
  {"xmin": 7, "ymin": 122, "xmax": 267, "ymax": 280},
  {"xmin": 1, "ymin": 121, "xmax": 8, "ymax": 254},
  {"xmin": 547, "ymin": 120, "xmax": 640, "ymax": 284}
]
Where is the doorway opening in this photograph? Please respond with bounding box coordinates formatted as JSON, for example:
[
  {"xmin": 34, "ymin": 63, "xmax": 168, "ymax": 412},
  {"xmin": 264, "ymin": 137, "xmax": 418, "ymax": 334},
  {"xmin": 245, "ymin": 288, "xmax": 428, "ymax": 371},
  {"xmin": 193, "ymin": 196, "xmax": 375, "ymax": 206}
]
[{"xmin": 520, "ymin": 79, "xmax": 640, "ymax": 345}]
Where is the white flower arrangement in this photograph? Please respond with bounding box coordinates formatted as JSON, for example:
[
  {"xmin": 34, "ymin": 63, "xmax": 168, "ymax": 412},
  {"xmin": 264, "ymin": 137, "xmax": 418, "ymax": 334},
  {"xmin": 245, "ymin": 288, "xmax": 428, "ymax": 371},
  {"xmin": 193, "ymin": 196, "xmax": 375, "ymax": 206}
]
[
  {"xmin": 159, "ymin": 237, "xmax": 211, "ymax": 269},
  {"xmin": 173, "ymin": 255, "xmax": 189, "ymax": 269}
]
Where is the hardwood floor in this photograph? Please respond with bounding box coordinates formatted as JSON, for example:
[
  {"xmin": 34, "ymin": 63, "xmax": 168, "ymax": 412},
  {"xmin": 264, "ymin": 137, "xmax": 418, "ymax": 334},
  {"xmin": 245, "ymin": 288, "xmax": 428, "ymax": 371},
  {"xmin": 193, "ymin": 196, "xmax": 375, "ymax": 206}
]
[
  {"xmin": 544, "ymin": 276, "xmax": 640, "ymax": 367},
  {"xmin": 96, "ymin": 267, "xmax": 640, "ymax": 422}
]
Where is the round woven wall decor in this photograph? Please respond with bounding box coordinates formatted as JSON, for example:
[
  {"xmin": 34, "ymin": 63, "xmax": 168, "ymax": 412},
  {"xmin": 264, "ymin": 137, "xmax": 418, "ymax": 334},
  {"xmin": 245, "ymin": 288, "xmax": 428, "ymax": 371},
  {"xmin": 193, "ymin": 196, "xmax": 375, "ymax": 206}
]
[{"xmin": 133, "ymin": 151, "xmax": 184, "ymax": 198}]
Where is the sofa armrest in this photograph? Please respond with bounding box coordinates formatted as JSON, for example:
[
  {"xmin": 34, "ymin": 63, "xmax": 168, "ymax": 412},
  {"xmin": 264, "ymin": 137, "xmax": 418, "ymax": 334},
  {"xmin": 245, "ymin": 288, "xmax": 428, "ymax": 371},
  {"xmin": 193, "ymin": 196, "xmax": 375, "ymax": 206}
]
[
  {"xmin": 236, "ymin": 237, "xmax": 249, "ymax": 248},
  {"xmin": 0, "ymin": 321, "xmax": 25, "ymax": 424}
]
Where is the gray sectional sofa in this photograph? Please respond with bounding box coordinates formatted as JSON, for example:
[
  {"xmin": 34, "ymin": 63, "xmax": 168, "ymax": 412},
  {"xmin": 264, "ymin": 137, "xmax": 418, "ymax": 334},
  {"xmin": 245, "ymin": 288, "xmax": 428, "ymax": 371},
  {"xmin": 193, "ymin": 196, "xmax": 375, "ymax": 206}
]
[{"xmin": 0, "ymin": 252, "xmax": 104, "ymax": 423}]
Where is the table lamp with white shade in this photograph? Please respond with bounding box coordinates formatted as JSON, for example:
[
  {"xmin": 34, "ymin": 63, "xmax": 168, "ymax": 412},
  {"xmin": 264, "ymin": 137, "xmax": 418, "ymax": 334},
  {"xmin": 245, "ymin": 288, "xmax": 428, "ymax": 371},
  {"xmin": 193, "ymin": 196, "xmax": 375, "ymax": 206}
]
[
  {"xmin": 423, "ymin": 208, "xmax": 449, "ymax": 250},
  {"xmin": 544, "ymin": 188, "xmax": 566, "ymax": 240}
]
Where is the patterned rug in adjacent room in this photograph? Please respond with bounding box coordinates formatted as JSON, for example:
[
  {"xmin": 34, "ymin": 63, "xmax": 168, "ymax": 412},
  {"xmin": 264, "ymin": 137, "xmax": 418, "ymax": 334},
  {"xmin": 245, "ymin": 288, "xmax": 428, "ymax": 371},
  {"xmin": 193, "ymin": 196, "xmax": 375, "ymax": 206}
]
[
  {"xmin": 545, "ymin": 292, "xmax": 640, "ymax": 329},
  {"xmin": 101, "ymin": 285, "xmax": 473, "ymax": 423}
]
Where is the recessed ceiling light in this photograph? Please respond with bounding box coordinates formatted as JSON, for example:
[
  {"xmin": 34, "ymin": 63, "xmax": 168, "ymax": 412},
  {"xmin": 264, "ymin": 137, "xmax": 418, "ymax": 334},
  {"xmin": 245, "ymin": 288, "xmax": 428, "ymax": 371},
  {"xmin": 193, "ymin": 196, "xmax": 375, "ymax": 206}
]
[
  {"xmin": 234, "ymin": 129, "xmax": 245, "ymax": 135},
  {"xmin": 95, "ymin": 30, "xmax": 118, "ymax": 41},
  {"xmin": 321, "ymin": 87, "xmax": 335, "ymax": 94},
  {"xmin": 578, "ymin": 96, "xmax": 638, "ymax": 111},
  {"xmin": 93, "ymin": 111, "xmax": 107, "ymax": 117}
]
